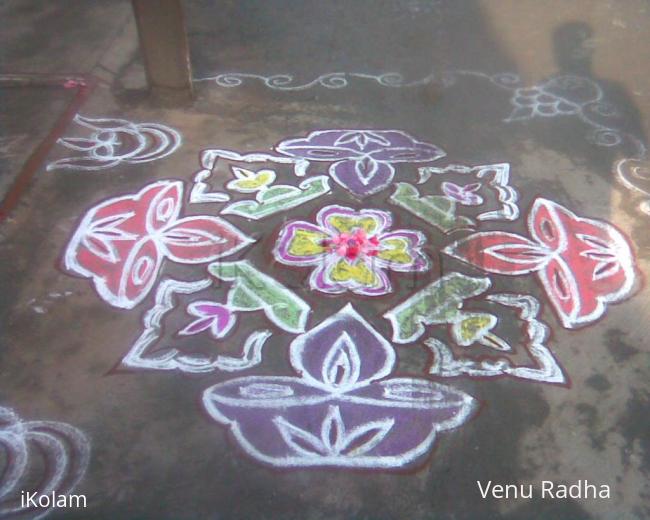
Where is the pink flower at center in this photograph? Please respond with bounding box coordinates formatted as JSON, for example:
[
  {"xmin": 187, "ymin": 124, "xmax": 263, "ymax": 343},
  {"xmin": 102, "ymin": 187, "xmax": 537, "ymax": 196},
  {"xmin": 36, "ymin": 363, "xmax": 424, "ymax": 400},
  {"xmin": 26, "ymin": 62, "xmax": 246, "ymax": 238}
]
[{"xmin": 322, "ymin": 229, "xmax": 380, "ymax": 261}]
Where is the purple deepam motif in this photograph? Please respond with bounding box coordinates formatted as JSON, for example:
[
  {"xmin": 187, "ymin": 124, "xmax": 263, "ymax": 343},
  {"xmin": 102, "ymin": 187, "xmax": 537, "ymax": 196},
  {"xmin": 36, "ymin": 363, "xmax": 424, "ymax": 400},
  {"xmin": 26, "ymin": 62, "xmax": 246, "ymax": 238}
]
[
  {"xmin": 202, "ymin": 305, "xmax": 477, "ymax": 469},
  {"xmin": 275, "ymin": 130, "xmax": 445, "ymax": 197}
]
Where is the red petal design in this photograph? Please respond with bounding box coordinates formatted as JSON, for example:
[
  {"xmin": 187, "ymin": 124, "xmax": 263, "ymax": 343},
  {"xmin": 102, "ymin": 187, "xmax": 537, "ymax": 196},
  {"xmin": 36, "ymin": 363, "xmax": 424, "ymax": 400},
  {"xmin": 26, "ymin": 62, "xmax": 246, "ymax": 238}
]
[
  {"xmin": 529, "ymin": 198, "xmax": 565, "ymax": 250},
  {"xmin": 530, "ymin": 198, "xmax": 637, "ymax": 328},
  {"xmin": 160, "ymin": 217, "xmax": 251, "ymax": 263},
  {"xmin": 538, "ymin": 256, "xmax": 580, "ymax": 326},
  {"xmin": 73, "ymin": 235, "xmax": 162, "ymax": 309},
  {"xmin": 64, "ymin": 180, "xmax": 223, "ymax": 309},
  {"xmin": 444, "ymin": 232, "xmax": 552, "ymax": 275},
  {"xmin": 65, "ymin": 182, "xmax": 179, "ymax": 308},
  {"xmin": 145, "ymin": 181, "xmax": 182, "ymax": 232},
  {"xmin": 120, "ymin": 238, "xmax": 163, "ymax": 305}
]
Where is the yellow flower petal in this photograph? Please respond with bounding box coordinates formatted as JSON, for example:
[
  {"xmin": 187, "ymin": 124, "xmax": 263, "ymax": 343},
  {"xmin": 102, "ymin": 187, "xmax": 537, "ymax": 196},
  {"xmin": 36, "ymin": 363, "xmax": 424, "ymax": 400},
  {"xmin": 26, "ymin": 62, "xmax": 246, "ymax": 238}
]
[
  {"xmin": 457, "ymin": 314, "xmax": 494, "ymax": 344},
  {"xmin": 327, "ymin": 215, "xmax": 379, "ymax": 234},
  {"xmin": 377, "ymin": 237, "xmax": 413, "ymax": 265},
  {"xmin": 329, "ymin": 259, "xmax": 377, "ymax": 285},
  {"xmin": 227, "ymin": 169, "xmax": 276, "ymax": 191},
  {"xmin": 288, "ymin": 228, "xmax": 327, "ymax": 257}
]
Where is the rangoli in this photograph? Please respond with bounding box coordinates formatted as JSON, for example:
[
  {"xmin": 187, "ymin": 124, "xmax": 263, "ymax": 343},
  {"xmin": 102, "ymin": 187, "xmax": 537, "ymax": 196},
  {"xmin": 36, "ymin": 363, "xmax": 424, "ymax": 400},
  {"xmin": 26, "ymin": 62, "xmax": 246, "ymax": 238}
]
[{"xmin": 60, "ymin": 127, "xmax": 640, "ymax": 471}]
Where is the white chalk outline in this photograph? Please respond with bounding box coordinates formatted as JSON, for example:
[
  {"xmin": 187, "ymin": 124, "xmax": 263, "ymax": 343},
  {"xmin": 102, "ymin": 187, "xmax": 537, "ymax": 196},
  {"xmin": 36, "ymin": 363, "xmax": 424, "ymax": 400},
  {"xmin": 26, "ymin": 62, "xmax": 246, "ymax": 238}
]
[
  {"xmin": 272, "ymin": 204, "xmax": 430, "ymax": 296},
  {"xmin": 417, "ymin": 162, "xmax": 520, "ymax": 221},
  {"xmin": 190, "ymin": 149, "xmax": 310, "ymax": 204},
  {"xmin": 178, "ymin": 300, "xmax": 237, "ymax": 339},
  {"xmin": 121, "ymin": 278, "xmax": 272, "ymax": 373},
  {"xmin": 289, "ymin": 305, "xmax": 396, "ymax": 392},
  {"xmin": 275, "ymin": 129, "xmax": 445, "ymax": 197},
  {"xmin": 427, "ymin": 293, "xmax": 566, "ymax": 384},
  {"xmin": 615, "ymin": 157, "xmax": 650, "ymax": 215},
  {"xmin": 47, "ymin": 114, "xmax": 182, "ymax": 171},
  {"xmin": 443, "ymin": 198, "xmax": 637, "ymax": 328},
  {"xmin": 388, "ymin": 182, "xmax": 476, "ymax": 234},
  {"xmin": 194, "ymin": 70, "xmax": 517, "ymax": 91},
  {"xmin": 64, "ymin": 180, "xmax": 254, "ymax": 309},
  {"xmin": 502, "ymin": 74, "xmax": 647, "ymax": 155},
  {"xmin": 274, "ymin": 405, "xmax": 395, "ymax": 458},
  {"xmin": 222, "ymin": 176, "xmax": 331, "ymax": 220},
  {"xmin": 383, "ymin": 272, "xmax": 492, "ymax": 344},
  {"xmin": 209, "ymin": 260, "xmax": 311, "ymax": 334},
  {"xmin": 226, "ymin": 166, "xmax": 276, "ymax": 193},
  {"xmin": 196, "ymin": 70, "xmax": 645, "ymax": 155},
  {"xmin": 0, "ymin": 406, "xmax": 90, "ymax": 520},
  {"xmin": 202, "ymin": 304, "xmax": 477, "ymax": 468}
]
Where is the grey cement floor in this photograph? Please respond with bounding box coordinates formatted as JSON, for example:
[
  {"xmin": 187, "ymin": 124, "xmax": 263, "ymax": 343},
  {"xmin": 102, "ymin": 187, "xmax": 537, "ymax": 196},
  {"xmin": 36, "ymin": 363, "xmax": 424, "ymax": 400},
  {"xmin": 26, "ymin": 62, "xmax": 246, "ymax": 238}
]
[{"xmin": 1, "ymin": 1, "xmax": 649, "ymax": 519}]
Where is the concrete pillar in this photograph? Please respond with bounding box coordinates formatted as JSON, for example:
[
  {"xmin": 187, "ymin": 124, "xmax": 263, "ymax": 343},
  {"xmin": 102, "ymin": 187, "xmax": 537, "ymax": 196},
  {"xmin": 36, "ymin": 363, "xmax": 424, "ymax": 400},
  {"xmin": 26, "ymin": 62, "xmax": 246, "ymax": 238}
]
[{"xmin": 131, "ymin": 0, "xmax": 193, "ymax": 104}]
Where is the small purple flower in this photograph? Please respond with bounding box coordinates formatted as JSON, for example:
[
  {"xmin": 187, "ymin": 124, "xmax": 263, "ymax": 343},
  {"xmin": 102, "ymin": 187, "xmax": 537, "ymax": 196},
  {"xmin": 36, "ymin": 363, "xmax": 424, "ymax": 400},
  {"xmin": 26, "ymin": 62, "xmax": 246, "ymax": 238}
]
[
  {"xmin": 441, "ymin": 181, "xmax": 484, "ymax": 206},
  {"xmin": 202, "ymin": 305, "xmax": 477, "ymax": 469},
  {"xmin": 179, "ymin": 301, "xmax": 236, "ymax": 339},
  {"xmin": 276, "ymin": 130, "xmax": 445, "ymax": 197}
]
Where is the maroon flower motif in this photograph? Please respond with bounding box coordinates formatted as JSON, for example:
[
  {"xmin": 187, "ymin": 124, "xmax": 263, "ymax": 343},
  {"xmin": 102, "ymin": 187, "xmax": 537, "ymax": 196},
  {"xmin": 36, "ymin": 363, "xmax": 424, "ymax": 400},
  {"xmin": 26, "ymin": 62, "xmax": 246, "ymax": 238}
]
[
  {"xmin": 63, "ymin": 180, "xmax": 254, "ymax": 309},
  {"xmin": 444, "ymin": 198, "xmax": 638, "ymax": 328}
]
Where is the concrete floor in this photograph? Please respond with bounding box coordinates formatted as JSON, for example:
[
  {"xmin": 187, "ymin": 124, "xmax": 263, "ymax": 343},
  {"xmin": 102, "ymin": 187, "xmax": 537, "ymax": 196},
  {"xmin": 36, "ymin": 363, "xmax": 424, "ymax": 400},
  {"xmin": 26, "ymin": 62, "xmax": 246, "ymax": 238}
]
[{"xmin": 1, "ymin": 1, "xmax": 649, "ymax": 519}]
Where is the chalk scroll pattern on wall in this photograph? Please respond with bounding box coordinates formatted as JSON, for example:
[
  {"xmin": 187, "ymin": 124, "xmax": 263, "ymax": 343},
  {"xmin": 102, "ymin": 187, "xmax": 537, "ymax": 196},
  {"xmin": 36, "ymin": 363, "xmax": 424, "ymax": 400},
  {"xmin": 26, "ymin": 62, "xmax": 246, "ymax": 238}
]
[
  {"xmin": 61, "ymin": 128, "xmax": 640, "ymax": 470},
  {"xmin": 0, "ymin": 406, "xmax": 90, "ymax": 520},
  {"xmin": 196, "ymin": 70, "xmax": 512, "ymax": 91},
  {"xmin": 198, "ymin": 70, "xmax": 646, "ymax": 157},
  {"xmin": 615, "ymin": 157, "xmax": 650, "ymax": 216},
  {"xmin": 502, "ymin": 74, "xmax": 646, "ymax": 153},
  {"xmin": 47, "ymin": 115, "xmax": 182, "ymax": 171}
]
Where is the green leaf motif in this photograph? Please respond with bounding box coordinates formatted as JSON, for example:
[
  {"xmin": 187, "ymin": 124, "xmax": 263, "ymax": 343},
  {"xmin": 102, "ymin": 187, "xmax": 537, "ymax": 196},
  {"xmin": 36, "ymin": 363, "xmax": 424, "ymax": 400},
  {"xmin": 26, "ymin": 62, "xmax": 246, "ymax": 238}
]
[
  {"xmin": 260, "ymin": 186, "xmax": 296, "ymax": 199},
  {"xmin": 209, "ymin": 260, "xmax": 310, "ymax": 333},
  {"xmin": 383, "ymin": 272, "xmax": 491, "ymax": 344},
  {"xmin": 222, "ymin": 176, "xmax": 330, "ymax": 220},
  {"xmin": 228, "ymin": 285, "xmax": 260, "ymax": 310},
  {"xmin": 389, "ymin": 182, "xmax": 475, "ymax": 233}
]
